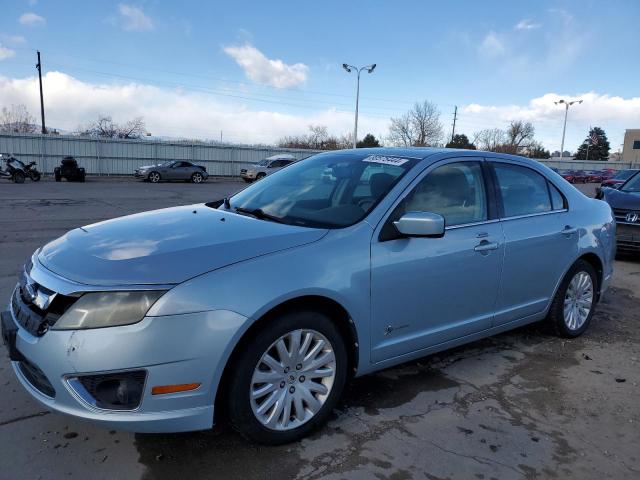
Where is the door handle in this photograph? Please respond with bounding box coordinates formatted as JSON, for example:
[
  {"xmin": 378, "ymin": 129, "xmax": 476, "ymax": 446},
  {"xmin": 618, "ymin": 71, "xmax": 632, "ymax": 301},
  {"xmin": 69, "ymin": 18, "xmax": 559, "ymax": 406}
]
[
  {"xmin": 474, "ymin": 240, "xmax": 499, "ymax": 252},
  {"xmin": 560, "ymin": 226, "xmax": 578, "ymax": 236}
]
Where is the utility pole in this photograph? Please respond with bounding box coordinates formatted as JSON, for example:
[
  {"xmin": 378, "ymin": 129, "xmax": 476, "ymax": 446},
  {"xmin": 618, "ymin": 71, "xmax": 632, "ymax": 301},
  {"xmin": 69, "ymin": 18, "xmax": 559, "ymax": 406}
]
[
  {"xmin": 36, "ymin": 51, "xmax": 46, "ymax": 134},
  {"xmin": 451, "ymin": 106, "xmax": 458, "ymax": 143}
]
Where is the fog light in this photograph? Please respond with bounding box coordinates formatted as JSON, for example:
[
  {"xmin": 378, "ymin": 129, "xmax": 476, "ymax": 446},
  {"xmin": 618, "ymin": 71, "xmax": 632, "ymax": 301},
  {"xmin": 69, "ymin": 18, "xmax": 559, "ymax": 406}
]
[{"xmin": 72, "ymin": 370, "xmax": 146, "ymax": 410}]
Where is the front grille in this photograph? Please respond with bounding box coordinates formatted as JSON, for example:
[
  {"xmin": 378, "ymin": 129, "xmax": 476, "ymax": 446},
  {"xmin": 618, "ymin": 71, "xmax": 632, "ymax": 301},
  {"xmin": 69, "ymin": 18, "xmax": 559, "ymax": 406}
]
[
  {"xmin": 12, "ymin": 269, "xmax": 78, "ymax": 336},
  {"xmin": 18, "ymin": 359, "xmax": 56, "ymax": 398},
  {"xmin": 613, "ymin": 208, "xmax": 640, "ymax": 225},
  {"xmin": 240, "ymin": 169, "xmax": 247, "ymax": 174}
]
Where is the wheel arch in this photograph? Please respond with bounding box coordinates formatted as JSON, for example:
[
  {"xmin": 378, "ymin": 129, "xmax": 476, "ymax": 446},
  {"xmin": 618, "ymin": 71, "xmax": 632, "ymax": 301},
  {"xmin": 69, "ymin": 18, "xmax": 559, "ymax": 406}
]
[
  {"xmin": 213, "ymin": 294, "xmax": 359, "ymax": 421},
  {"xmin": 547, "ymin": 251, "xmax": 605, "ymax": 315}
]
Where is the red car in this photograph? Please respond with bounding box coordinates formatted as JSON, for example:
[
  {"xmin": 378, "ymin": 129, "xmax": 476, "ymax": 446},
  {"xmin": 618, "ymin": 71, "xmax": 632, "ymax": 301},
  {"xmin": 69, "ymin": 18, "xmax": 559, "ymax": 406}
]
[{"xmin": 601, "ymin": 169, "xmax": 639, "ymax": 189}]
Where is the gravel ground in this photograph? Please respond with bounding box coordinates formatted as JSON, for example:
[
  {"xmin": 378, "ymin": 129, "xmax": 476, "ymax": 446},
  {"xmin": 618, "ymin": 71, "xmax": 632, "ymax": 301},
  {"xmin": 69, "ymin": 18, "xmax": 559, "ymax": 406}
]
[{"xmin": 0, "ymin": 178, "xmax": 638, "ymax": 480}]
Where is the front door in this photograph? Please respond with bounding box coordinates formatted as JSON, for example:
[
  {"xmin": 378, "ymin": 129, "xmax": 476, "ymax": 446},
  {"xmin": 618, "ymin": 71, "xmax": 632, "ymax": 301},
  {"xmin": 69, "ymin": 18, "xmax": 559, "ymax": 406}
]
[{"xmin": 370, "ymin": 160, "xmax": 503, "ymax": 363}]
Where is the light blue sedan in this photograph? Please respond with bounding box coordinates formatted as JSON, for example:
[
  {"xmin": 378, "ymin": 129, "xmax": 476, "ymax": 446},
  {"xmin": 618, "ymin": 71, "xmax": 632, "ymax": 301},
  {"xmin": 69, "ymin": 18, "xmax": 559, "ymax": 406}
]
[{"xmin": 2, "ymin": 148, "xmax": 615, "ymax": 444}]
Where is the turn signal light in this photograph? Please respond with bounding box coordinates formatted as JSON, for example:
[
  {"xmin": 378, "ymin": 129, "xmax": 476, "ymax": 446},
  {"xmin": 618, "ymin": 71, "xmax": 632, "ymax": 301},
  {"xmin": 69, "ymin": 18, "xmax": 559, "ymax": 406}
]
[{"xmin": 151, "ymin": 383, "xmax": 201, "ymax": 395}]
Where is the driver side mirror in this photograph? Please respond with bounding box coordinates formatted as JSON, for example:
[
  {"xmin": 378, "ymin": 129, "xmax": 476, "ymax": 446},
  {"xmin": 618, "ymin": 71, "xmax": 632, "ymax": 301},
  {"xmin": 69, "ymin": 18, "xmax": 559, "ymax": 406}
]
[{"xmin": 393, "ymin": 212, "xmax": 445, "ymax": 238}]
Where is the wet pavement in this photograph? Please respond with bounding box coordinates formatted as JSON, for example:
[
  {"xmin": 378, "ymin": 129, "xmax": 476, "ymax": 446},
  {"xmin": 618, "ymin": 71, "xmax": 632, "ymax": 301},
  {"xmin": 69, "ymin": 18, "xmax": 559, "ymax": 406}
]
[{"xmin": 0, "ymin": 178, "xmax": 638, "ymax": 479}]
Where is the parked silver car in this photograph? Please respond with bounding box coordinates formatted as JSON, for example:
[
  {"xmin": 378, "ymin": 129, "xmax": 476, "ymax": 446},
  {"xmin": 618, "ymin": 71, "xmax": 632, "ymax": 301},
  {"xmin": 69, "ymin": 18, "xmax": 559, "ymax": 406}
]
[
  {"xmin": 134, "ymin": 160, "xmax": 208, "ymax": 183},
  {"xmin": 2, "ymin": 148, "xmax": 615, "ymax": 445},
  {"xmin": 240, "ymin": 154, "xmax": 296, "ymax": 182}
]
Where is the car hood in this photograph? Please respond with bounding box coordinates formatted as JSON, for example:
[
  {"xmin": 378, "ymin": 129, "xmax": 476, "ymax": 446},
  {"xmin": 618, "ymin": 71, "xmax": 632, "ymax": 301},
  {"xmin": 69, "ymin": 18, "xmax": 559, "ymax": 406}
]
[
  {"xmin": 603, "ymin": 188, "xmax": 640, "ymax": 210},
  {"xmin": 38, "ymin": 205, "xmax": 328, "ymax": 286},
  {"xmin": 137, "ymin": 164, "xmax": 160, "ymax": 170}
]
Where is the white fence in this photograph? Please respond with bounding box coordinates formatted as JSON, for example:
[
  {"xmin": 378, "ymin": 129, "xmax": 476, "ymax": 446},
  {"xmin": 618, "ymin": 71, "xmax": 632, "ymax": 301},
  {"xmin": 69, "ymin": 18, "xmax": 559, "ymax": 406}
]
[
  {"xmin": 0, "ymin": 133, "xmax": 636, "ymax": 176},
  {"xmin": 0, "ymin": 133, "xmax": 320, "ymax": 177}
]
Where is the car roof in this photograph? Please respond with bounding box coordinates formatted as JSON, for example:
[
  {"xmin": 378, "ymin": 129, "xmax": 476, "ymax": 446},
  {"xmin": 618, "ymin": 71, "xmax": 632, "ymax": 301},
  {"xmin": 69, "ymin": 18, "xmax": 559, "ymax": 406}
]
[
  {"xmin": 317, "ymin": 147, "xmax": 547, "ymax": 169},
  {"xmin": 265, "ymin": 154, "xmax": 296, "ymax": 160}
]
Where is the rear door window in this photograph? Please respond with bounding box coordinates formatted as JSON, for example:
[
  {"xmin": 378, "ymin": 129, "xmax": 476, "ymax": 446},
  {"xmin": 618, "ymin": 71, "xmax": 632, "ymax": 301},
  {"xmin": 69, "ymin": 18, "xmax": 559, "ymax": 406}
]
[{"xmin": 493, "ymin": 163, "xmax": 552, "ymax": 217}]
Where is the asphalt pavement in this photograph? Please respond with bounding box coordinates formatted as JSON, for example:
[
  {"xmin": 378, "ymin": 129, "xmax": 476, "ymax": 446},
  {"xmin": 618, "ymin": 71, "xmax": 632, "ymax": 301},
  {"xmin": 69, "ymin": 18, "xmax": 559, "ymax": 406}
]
[{"xmin": 0, "ymin": 177, "xmax": 638, "ymax": 480}]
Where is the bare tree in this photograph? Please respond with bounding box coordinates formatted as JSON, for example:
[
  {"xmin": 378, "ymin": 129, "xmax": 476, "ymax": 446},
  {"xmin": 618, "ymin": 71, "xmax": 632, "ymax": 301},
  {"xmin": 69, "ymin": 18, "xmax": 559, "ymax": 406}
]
[
  {"xmin": 0, "ymin": 104, "xmax": 37, "ymax": 134},
  {"xmin": 388, "ymin": 101, "xmax": 443, "ymax": 147},
  {"xmin": 79, "ymin": 115, "xmax": 147, "ymax": 139},
  {"xmin": 278, "ymin": 125, "xmax": 352, "ymax": 150},
  {"xmin": 505, "ymin": 120, "xmax": 535, "ymax": 152},
  {"xmin": 473, "ymin": 121, "xmax": 536, "ymax": 154},
  {"xmin": 473, "ymin": 128, "xmax": 506, "ymax": 152}
]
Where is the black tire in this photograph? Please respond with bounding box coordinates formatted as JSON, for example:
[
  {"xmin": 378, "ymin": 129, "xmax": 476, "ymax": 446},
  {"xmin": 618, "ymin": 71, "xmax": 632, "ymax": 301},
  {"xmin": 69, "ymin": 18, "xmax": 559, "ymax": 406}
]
[
  {"xmin": 32, "ymin": 172, "xmax": 41, "ymax": 182},
  {"xmin": 547, "ymin": 259, "xmax": 598, "ymax": 338},
  {"xmin": 191, "ymin": 172, "xmax": 204, "ymax": 183},
  {"xmin": 13, "ymin": 172, "xmax": 25, "ymax": 184},
  {"xmin": 256, "ymin": 173, "xmax": 266, "ymax": 181},
  {"xmin": 242, "ymin": 178, "xmax": 252, "ymax": 183},
  {"xmin": 79, "ymin": 174, "xmax": 85, "ymax": 183},
  {"xmin": 148, "ymin": 171, "xmax": 161, "ymax": 183},
  {"xmin": 226, "ymin": 310, "xmax": 348, "ymax": 445}
]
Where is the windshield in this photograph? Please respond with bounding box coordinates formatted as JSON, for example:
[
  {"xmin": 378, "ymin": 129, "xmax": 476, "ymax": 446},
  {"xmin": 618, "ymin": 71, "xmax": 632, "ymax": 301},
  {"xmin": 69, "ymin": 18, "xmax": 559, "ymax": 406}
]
[
  {"xmin": 256, "ymin": 159, "xmax": 269, "ymax": 167},
  {"xmin": 159, "ymin": 161, "xmax": 174, "ymax": 167},
  {"xmin": 227, "ymin": 152, "xmax": 418, "ymax": 228},
  {"xmin": 615, "ymin": 169, "xmax": 637, "ymax": 180},
  {"xmin": 621, "ymin": 172, "xmax": 640, "ymax": 192}
]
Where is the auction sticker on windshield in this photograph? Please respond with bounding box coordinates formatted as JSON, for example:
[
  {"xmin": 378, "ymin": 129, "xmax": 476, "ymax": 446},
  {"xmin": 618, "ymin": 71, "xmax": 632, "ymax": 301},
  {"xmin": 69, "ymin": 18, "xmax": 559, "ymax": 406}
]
[{"xmin": 362, "ymin": 155, "xmax": 410, "ymax": 166}]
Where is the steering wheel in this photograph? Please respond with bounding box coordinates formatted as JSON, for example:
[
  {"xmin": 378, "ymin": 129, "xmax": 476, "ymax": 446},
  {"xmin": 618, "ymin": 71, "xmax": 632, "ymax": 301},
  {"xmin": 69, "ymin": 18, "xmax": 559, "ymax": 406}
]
[{"xmin": 357, "ymin": 198, "xmax": 375, "ymax": 211}]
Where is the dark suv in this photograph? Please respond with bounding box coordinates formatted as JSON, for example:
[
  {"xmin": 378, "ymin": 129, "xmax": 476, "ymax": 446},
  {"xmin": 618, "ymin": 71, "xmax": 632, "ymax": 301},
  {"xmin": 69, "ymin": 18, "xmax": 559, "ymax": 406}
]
[{"xmin": 54, "ymin": 157, "xmax": 86, "ymax": 182}]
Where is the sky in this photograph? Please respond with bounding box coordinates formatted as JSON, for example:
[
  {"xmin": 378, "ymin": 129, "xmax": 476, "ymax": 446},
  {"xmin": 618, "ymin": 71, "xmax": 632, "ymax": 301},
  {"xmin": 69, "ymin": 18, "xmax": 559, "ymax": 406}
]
[{"xmin": 0, "ymin": 0, "xmax": 639, "ymax": 153}]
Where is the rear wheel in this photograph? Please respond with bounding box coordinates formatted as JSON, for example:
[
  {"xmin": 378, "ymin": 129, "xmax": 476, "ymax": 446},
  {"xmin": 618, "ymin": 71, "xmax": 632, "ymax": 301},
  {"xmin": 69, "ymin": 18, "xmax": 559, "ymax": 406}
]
[
  {"xmin": 191, "ymin": 172, "xmax": 204, "ymax": 183},
  {"xmin": 31, "ymin": 172, "xmax": 41, "ymax": 181},
  {"xmin": 148, "ymin": 171, "xmax": 161, "ymax": 183},
  {"xmin": 226, "ymin": 310, "xmax": 348, "ymax": 445},
  {"xmin": 547, "ymin": 260, "xmax": 597, "ymax": 338},
  {"xmin": 55, "ymin": 172, "xmax": 61, "ymax": 182},
  {"xmin": 13, "ymin": 172, "xmax": 25, "ymax": 184}
]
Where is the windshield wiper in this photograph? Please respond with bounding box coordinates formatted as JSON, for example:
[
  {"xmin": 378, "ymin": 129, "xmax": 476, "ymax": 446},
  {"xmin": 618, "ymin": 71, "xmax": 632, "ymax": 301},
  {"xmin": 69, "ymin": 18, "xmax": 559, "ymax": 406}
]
[{"xmin": 233, "ymin": 206, "xmax": 286, "ymax": 224}]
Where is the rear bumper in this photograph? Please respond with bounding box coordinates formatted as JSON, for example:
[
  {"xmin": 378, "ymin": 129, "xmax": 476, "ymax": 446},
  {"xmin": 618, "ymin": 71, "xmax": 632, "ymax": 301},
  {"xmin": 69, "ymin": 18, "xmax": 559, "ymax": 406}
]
[{"xmin": 3, "ymin": 288, "xmax": 247, "ymax": 433}]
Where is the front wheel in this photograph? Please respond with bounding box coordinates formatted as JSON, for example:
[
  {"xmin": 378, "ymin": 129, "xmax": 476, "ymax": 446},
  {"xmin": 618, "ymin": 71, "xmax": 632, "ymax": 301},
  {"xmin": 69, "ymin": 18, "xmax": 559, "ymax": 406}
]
[
  {"xmin": 13, "ymin": 172, "xmax": 25, "ymax": 184},
  {"xmin": 226, "ymin": 311, "xmax": 348, "ymax": 445},
  {"xmin": 148, "ymin": 171, "xmax": 161, "ymax": 183},
  {"xmin": 547, "ymin": 260, "xmax": 597, "ymax": 338}
]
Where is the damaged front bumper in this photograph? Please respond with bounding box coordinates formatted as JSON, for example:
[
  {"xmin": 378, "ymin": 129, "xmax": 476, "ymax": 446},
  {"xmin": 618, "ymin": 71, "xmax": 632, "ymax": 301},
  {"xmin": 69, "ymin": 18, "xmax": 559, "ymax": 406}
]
[{"xmin": 3, "ymin": 264, "xmax": 248, "ymax": 433}]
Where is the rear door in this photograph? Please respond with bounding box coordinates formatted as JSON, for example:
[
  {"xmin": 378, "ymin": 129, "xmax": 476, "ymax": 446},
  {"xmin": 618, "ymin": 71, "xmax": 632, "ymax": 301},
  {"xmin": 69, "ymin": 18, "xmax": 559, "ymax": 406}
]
[{"xmin": 489, "ymin": 160, "xmax": 577, "ymax": 325}]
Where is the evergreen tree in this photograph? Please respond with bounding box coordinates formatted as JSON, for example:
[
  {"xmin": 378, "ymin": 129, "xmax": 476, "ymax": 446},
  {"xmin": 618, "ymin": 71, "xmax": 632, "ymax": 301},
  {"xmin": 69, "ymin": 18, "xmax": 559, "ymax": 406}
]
[
  {"xmin": 356, "ymin": 133, "xmax": 381, "ymax": 148},
  {"xmin": 445, "ymin": 133, "xmax": 476, "ymax": 150},
  {"xmin": 574, "ymin": 127, "xmax": 610, "ymax": 160}
]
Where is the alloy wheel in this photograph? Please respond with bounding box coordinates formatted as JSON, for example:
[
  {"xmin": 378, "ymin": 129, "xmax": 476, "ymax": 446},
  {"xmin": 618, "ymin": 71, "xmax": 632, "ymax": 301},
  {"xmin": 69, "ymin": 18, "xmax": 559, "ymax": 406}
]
[
  {"xmin": 192, "ymin": 172, "xmax": 203, "ymax": 183},
  {"xmin": 250, "ymin": 329, "xmax": 336, "ymax": 431},
  {"xmin": 563, "ymin": 271, "xmax": 593, "ymax": 330},
  {"xmin": 149, "ymin": 172, "xmax": 160, "ymax": 183}
]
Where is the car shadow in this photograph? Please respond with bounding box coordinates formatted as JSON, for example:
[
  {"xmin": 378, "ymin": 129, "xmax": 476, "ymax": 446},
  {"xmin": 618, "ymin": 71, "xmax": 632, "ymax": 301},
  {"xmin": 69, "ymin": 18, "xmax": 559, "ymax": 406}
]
[{"xmin": 133, "ymin": 321, "xmax": 553, "ymax": 479}]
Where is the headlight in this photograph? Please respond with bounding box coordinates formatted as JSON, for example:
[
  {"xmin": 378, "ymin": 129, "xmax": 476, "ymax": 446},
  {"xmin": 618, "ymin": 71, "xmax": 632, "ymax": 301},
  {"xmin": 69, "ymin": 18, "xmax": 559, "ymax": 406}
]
[{"xmin": 52, "ymin": 291, "xmax": 166, "ymax": 330}]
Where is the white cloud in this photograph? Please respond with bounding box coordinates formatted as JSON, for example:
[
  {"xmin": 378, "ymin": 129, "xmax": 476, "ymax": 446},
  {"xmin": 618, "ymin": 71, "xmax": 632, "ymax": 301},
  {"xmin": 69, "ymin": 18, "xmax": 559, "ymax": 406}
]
[
  {"xmin": 224, "ymin": 43, "xmax": 308, "ymax": 89},
  {"xmin": 460, "ymin": 93, "xmax": 640, "ymax": 152},
  {"xmin": 0, "ymin": 44, "xmax": 16, "ymax": 60},
  {"xmin": 515, "ymin": 19, "xmax": 541, "ymax": 30},
  {"xmin": 19, "ymin": 12, "xmax": 45, "ymax": 26},
  {"xmin": 118, "ymin": 4, "xmax": 154, "ymax": 31},
  {"xmin": 478, "ymin": 32, "xmax": 506, "ymax": 58},
  {"xmin": 1, "ymin": 34, "xmax": 26, "ymax": 45},
  {"xmin": 0, "ymin": 71, "xmax": 386, "ymax": 143}
]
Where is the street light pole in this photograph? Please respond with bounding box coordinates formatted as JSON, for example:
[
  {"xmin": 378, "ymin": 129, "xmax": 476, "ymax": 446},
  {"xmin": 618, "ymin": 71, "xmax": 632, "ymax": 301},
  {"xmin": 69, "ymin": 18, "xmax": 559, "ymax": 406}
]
[
  {"xmin": 343, "ymin": 63, "xmax": 376, "ymax": 149},
  {"xmin": 554, "ymin": 99, "xmax": 582, "ymax": 158}
]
